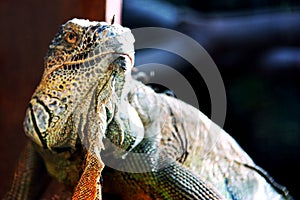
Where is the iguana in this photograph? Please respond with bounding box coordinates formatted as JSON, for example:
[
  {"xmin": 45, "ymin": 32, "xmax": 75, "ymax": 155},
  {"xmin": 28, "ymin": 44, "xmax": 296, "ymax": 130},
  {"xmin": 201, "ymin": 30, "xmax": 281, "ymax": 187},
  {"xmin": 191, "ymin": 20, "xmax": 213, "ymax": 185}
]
[{"xmin": 3, "ymin": 18, "xmax": 292, "ymax": 200}]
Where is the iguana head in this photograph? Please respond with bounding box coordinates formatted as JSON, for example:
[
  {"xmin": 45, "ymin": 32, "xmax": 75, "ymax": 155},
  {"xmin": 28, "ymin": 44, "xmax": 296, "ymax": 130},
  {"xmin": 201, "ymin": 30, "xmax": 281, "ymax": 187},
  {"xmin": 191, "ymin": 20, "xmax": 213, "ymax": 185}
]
[{"xmin": 23, "ymin": 18, "xmax": 135, "ymax": 152}]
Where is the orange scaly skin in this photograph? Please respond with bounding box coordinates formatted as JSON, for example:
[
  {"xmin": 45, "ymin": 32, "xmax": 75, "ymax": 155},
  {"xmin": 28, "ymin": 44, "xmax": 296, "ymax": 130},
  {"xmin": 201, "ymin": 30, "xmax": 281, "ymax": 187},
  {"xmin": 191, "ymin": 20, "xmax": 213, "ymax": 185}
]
[{"xmin": 72, "ymin": 153, "xmax": 104, "ymax": 200}]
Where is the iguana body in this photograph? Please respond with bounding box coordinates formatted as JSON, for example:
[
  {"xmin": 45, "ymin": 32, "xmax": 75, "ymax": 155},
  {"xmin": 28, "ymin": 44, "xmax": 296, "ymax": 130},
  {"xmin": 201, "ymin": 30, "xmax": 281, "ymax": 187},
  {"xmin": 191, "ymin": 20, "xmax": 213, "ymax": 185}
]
[{"xmin": 3, "ymin": 19, "xmax": 292, "ymax": 200}]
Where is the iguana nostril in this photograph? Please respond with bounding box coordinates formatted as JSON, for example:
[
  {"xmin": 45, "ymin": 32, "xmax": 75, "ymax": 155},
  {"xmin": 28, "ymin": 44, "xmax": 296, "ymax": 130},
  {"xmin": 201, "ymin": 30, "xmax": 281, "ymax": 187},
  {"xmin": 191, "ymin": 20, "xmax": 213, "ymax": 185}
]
[
  {"xmin": 23, "ymin": 98, "xmax": 50, "ymax": 149},
  {"xmin": 30, "ymin": 100, "xmax": 50, "ymax": 133},
  {"xmin": 61, "ymin": 97, "xmax": 68, "ymax": 104},
  {"xmin": 23, "ymin": 107, "xmax": 44, "ymax": 148}
]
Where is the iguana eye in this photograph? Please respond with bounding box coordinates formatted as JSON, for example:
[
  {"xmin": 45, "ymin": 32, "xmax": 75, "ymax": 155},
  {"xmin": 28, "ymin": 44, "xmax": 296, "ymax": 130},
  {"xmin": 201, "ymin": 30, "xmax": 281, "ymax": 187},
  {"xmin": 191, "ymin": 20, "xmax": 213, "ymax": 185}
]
[{"xmin": 65, "ymin": 32, "xmax": 78, "ymax": 44}]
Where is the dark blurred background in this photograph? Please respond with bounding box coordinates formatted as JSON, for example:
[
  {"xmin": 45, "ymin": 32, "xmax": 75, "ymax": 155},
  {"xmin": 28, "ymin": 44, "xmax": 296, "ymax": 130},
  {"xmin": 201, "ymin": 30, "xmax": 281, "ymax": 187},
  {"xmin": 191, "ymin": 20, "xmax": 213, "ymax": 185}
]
[{"xmin": 0, "ymin": 0, "xmax": 299, "ymax": 199}]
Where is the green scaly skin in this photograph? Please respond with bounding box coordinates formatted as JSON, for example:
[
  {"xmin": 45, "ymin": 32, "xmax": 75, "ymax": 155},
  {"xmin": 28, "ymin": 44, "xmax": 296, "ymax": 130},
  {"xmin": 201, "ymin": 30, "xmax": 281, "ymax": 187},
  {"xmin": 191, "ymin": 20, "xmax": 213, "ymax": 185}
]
[{"xmin": 3, "ymin": 18, "xmax": 292, "ymax": 200}]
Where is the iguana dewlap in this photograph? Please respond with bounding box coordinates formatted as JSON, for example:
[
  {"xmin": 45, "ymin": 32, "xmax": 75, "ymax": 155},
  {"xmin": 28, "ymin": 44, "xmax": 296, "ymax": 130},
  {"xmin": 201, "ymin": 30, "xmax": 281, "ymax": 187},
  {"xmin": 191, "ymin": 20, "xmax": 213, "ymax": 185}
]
[{"xmin": 3, "ymin": 18, "xmax": 292, "ymax": 200}]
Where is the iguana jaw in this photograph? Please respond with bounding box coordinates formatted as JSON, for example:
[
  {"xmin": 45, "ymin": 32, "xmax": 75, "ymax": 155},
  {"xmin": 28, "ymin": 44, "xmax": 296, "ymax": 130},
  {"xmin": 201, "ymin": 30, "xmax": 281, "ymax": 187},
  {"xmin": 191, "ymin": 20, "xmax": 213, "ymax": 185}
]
[{"xmin": 24, "ymin": 54, "xmax": 132, "ymax": 152}]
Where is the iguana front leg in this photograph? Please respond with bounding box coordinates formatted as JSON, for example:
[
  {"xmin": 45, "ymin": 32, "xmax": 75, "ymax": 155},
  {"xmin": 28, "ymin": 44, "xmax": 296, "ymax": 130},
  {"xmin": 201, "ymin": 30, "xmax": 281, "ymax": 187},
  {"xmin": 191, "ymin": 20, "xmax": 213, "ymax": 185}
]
[{"xmin": 4, "ymin": 141, "xmax": 50, "ymax": 200}]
